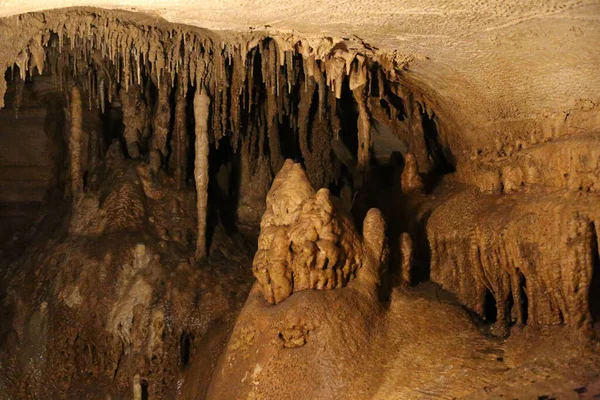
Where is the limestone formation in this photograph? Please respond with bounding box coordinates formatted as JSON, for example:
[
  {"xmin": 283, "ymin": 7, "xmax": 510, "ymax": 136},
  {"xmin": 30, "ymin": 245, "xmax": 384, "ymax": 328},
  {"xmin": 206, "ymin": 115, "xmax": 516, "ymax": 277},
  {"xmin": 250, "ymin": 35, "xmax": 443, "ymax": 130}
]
[
  {"xmin": 399, "ymin": 232, "xmax": 413, "ymax": 285},
  {"xmin": 401, "ymin": 152, "xmax": 424, "ymax": 193},
  {"xmin": 252, "ymin": 159, "xmax": 386, "ymax": 304},
  {"xmin": 120, "ymin": 84, "xmax": 147, "ymax": 159},
  {"xmin": 194, "ymin": 87, "xmax": 210, "ymax": 259},
  {"xmin": 172, "ymin": 82, "xmax": 188, "ymax": 190},
  {"xmin": 69, "ymin": 85, "xmax": 83, "ymax": 199},
  {"xmin": 427, "ymin": 187, "xmax": 600, "ymax": 334},
  {"xmin": 151, "ymin": 73, "xmax": 171, "ymax": 166},
  {"xmin": 353, "ymin": 85, "xmax": 371, "ymax": 174},
  {"xmin": 0, "ymin": 6, "xmax": 599, "ymax": 400}
]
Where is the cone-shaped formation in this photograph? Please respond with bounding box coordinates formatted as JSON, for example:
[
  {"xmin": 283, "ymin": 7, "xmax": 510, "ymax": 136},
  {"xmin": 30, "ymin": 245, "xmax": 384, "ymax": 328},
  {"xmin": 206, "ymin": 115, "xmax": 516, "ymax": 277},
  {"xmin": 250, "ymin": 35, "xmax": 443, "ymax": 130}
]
[
  {"xmin": 401, "ymin": 152, "xmax": 424, "ymax": 193},
  {"xmin": 253, "ymin": 159, "xmax": 387, "ymax": 304}
]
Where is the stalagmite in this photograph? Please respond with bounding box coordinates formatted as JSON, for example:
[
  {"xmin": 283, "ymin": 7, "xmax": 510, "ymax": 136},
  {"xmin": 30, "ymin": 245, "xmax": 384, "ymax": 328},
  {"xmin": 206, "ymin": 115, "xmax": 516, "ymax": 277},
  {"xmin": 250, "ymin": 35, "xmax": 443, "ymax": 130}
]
[
  {"xmin": 70, "ymin": 85, "xmax": 83, "ymax": 199},
  {"xmin": 194, "ymin": 87, "xmax": 210, "ymax": 260},
  {"xmin": 252, "ymin": 160, "xmax": 387, "ymax": 304},
  {"xmin": 132, "ymin": 374, "xmax": 142, "ymax": 400},
  {"xmin": 353, "ymin": 85, "xmax": 371, "ymax": 175},
  {"xmin": 401, "ymin": 153, "xmax": 424, "ymax": 193},
  {"xmin": 399, "ymin": 232, "xmax": 413, "ymax": 285}
]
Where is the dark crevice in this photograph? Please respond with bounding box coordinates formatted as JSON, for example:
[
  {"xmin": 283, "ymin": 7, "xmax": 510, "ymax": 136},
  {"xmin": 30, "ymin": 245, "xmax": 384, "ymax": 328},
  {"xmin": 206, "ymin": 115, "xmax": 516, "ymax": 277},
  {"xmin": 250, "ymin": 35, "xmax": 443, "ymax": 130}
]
[
  {"xmin": 180, "ymin": 332, "xmax": 192, "ymax": 367},
  {"xmin": 484, "ymin": 289, "xmax": 498, "ymax": 323},
  {"xmin": 421, "ymin": 111, "xmax": 454, "ymax": 174},
  {"xmin": 520, "ymin": 273, "xmax": 529, "ymax": 325},
  {"xmin": 141, "ymin": 379, "xmax": 149, "ymax": 400}
]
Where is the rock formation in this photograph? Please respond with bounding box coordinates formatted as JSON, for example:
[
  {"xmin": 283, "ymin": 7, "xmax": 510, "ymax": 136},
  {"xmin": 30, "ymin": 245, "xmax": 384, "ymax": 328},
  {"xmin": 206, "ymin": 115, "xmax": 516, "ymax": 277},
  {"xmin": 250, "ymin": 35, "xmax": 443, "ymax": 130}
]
[
  {"xmin": 399, "ymin": 232, "xmax": 414, "ymax": 285},
  {"xmin": 194, "ymin": 87, "xmax": 210, "ymax": 260},
  {"xmin": 253, "ymin": 159, "xmax": 387, "ymax": 304},
  {"xmin": 0, "ymin": 5, "xmax": 598, "ymax": 400},
  {"xmin": 120, "ymin": 84, "xmax": 147, "ymax": 159},
  {"xmin": 69, "ymin": 85, "xmax": 83, "ymax": 200},
  {"xmin": 427, "ymin": 187, "xmax": 600, "ymax": 335},
  {"xmin": 400, "ymin": 152, "xmax": 424, "ymax": 193}
]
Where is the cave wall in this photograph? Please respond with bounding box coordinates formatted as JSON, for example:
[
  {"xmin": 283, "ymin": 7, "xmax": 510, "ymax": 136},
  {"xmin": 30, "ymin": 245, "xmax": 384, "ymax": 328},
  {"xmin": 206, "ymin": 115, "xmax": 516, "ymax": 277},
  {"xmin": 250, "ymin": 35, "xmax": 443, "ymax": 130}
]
[{"xmin": 0, "ymin": 74, "xmax": 65, "ymax": 242}]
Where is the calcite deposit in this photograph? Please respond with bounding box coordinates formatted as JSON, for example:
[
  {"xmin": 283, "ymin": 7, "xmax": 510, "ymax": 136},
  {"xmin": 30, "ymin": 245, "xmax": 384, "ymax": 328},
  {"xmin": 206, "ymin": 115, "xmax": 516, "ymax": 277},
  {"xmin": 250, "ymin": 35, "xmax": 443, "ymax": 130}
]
[
  {"xmin": 253, "ymin": 159, "xmax": 386, "ymax": 303},
  {"xmin": 0, "ymin": 4, "xmax": 598, "ymax": 400}
]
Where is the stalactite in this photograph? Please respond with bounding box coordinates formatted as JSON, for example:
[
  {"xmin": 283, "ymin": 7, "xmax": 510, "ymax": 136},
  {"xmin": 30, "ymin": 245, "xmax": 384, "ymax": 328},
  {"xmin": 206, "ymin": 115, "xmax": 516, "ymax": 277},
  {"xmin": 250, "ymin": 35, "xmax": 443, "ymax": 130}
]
[
  {"xmin": 194, "ymin": 87, "xmax": 210, "ymax": 260},
  {"xmin": 29, "ymin": 35, "xmax": 46, "ymax": 76},
  {"xmin": 152, "ymin": 72, "xmax": 171, "ymax": 167},
  {"xmin": 120, "ymin": 84, "xmax": 147, "ymax": 159},
  {"xmin": 172, "ymin": 79, "xmax": 188, "ymax": 190},
  {"xmin": 264, "ymin": 40, "xmax": 284, "ymax": 173},
  {"xmin": 3, "ymin": 10, "xmax": 406, "ymax": 204},
  {"xmin": 298, "ymin": 74, "xmax": 317, "ymax": 167},
  {"xmin": 407, "ymin": 97, "xmax": 432, "ymax": 174},
  {"xmin": 229, "ymin": 49, "xmax": 244, "ymax": 149},
  {"xmin": 353, "ymin": 84, "xmax": 371, "ymax": 175},
  {"xmin": 13, "ymin": 75, "xmax": 24, "ymax": 119},
  {"xmin": 70, "ymin": 85, "xmax": 83, "ymax": 199}
]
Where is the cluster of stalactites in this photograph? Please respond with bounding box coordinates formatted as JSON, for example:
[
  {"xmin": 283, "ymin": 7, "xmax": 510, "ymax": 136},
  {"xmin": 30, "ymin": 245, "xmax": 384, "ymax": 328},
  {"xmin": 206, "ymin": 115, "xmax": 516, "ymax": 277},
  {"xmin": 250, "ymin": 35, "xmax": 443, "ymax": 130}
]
[
  {"xmin": 13, "ymin": 17, "xmax": 380, "ymax": 130},
  {"xmin": 7, "ymin": 13, "xmax": 443, "ymax": 190}
]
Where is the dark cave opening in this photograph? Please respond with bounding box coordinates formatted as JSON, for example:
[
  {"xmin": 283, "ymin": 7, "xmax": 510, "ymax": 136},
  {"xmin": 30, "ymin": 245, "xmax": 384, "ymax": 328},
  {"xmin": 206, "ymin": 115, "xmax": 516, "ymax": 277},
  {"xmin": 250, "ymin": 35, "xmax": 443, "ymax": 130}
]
[
  {"xmin": 337, "ymin": 79, "xmax": 360, "ymax": 162},
  {"xmin": 484, "ymin": 289, "xmax": 498, "ymax": 323},
  {"xmin": 421, "ymin": 109, "xmax": 455, "ymax": 194},
  {"xmin": 141, "ymin": 379, "xmax": 149, "ymax": 400},
  {"xmin": 519, "ymin": 273, "xmax": 529, "ymax": 326},
  {"xmin": 180, "ymin": 332, "xmax": 192, "ymax": 367}
]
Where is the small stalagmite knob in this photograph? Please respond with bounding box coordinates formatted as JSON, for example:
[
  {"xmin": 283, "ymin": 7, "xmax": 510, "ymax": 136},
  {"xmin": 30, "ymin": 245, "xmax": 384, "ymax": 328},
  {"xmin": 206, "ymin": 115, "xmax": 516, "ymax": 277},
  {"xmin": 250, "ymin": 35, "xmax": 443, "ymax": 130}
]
[
  {"xmin": 401, "ymin": 153, "xmax": 424, "ymax": 193},
  {"xmin": 399, "ymin": 232, "xmax": 414, "ymax": 285}
]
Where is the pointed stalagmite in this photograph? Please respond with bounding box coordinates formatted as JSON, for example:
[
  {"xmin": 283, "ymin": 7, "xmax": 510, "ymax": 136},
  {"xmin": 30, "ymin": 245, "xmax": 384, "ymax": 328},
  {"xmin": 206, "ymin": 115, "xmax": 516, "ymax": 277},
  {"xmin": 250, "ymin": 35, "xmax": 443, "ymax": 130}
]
[
  {"xmin": 132, "ymin": 374, "xmax": 142, "ymax": 400},
  {"xmin": 399, "ymin": 232, "xmax": 414, "ymax": 285},
  {"xmin": 401, "ymin": 153, "xmax": 424, "ymax": 193},
  {"xmin": 70, "ymin": 85, "xmax": 83, "ymax": 199},
  {"xmin": 194, "ymin": 87, "xmax": 210, "ymax": 259}
]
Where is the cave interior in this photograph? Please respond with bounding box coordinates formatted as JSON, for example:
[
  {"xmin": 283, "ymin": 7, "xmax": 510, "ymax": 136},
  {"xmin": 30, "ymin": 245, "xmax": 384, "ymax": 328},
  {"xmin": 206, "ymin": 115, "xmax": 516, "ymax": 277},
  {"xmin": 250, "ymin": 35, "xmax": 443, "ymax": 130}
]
[{"xmin": 0, "ymin": 6, "xmax": 599, "ymax": 400}]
